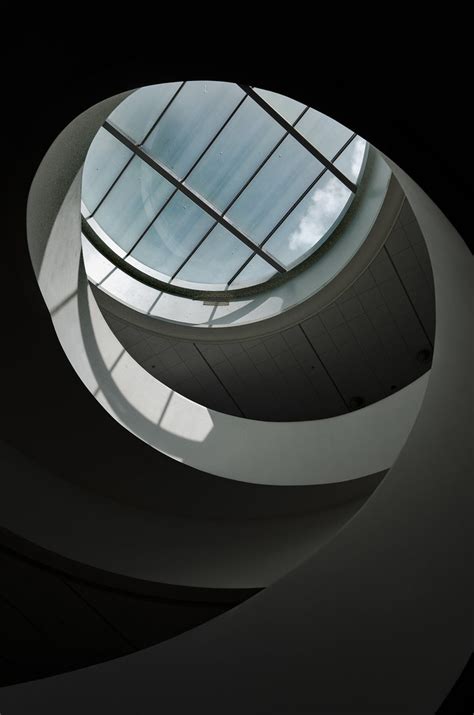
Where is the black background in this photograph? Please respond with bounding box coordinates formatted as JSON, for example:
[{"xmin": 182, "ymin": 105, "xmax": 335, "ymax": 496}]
[{"xmin": 2, "ymin": 26, "xmax": 472, "ymax": 712}]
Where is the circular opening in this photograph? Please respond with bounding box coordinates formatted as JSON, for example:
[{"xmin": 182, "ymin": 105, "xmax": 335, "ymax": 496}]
[{"xmin": 81, "ymin": 81, "xmax": 367, "ymax": 301}]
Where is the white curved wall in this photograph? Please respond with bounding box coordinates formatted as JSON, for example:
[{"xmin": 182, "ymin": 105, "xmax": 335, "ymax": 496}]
[
  {"xmin": 82, "ymin": 147, "xmax": 392, "ymax": 329},
  {"xmin": 2, "ymin": 114, "xmax": 471, "ymax": 715},
  {"xmin": 28, "ymin": 96, "xmax": 429, "ymax": 486}
]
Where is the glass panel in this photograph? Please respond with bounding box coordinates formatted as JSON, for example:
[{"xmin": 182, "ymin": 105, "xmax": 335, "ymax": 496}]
[
  {"xmin": 225, "ymin": 135, "xmax": 323, "ymax": 244},
  {"xmin": 143, "ymin": 81, "xmax": 245, "ymax": 179},
  {"xmin": 185, "ymin": 98, "xmax": 286, "ymax": 212},
  {"xmin": 333, "ymin": 136, "xmax": 367, "ymax": 182},
  {"xmin": 129, "ymin": 193, "xmax": 215, "ymax": 279},
  {"xmin": 174, "ymin": 225, "xmax": 252, "ymax": 289},
  {"xmin": 108, "ymin": 82, "xmax": 182, "ymax": 144},
  {"xmin": 93, "ymin": 156, "xmax": 175, "ymax": 253},
  {"xmin": 81, "ymin": 128, "xmax": 132, "ymax": 215},
  {"xmin": 254, "ymin": 87, "xmax": 306, "ymax": 124},
  {"xmin": 294, "ymin": 108, "xmax": 353, "ymax": 161},
  {"xmin": 264, "ymin": 173, "xmax": 351, "ymax": 268},
  {"xmin": 230, "ymin": 254, "xmax": 277, "ymax": 289}
]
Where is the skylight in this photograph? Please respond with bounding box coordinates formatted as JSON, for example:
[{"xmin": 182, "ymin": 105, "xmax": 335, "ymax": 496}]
[{"xmin": 81, "ymin": 81, "xmax": 367, "ymax": 296}]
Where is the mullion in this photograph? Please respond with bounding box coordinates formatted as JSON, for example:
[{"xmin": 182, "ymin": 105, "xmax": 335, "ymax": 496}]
[
  {"xmin": 98, "ymin": 100, "xmax": 311, "ymax": 279},
  {"xmin": 331, "ymin": 131, "xmax": 358, "ymax": 162},
  {"xmin": 170, "ymin": 221, "xmax": 218, "ymax": 280},
  {"xmin": 227, "ymin": 165, "xmax": 326, "ymax": 287},
  {"xmin": 226, "ymin": 252, "xmax": 255, "ymax": 287},
  {"xmin": 260, "ymin": 133, "xmax": 357, "ymax": 251},
  {"xmin": 172, "ymin": 104, "xmax": 310, "ymax": 283},
  {"xmin": 122, "ymin": 93, "xmax": 249, "ymax": 262},
  {"xmin": 88, "ymin": 82, "xmax": 185, "ymax": 219},
  {"xmin": 220, "ymin": 105, "xmax": 310, "ymax": 216},
  {"xmin": 239, "ymin": 85, "xmax": 357, "ymax": 193},
  {"xmin": 137, "ymin": 80, "xmax": 186, "ymax": 146},
  {"xmin": 103, "ymin": 121, "xmax": 285, "ymax": 273},
  {"xmin": 227, "ymin": 133, "xmax": 358, "ymax": 288}
]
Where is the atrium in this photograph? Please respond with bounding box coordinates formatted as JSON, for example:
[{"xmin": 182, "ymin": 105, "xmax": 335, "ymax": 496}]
[{"xmin": 0, "ymin": 50, "xmax": 472, "ymax": 715}]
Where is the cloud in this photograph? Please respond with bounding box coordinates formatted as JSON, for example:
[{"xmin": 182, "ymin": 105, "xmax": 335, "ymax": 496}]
[
  {"xmin": 288, "ymin": 175, "xmax": 350, "ymax": 252},
  {"xmin": 347, "ymin": 137, "xmax": 366, "ymax": 180}
]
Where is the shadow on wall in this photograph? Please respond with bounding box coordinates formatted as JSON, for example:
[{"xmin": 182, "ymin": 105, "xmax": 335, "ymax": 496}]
[
  {"xmin": 76, "ymin": 245, "xmax": 431, "ymax": 487},
  {"xmin": 78, "ymin": 257, "xmax": 218, "ymax": 454}
]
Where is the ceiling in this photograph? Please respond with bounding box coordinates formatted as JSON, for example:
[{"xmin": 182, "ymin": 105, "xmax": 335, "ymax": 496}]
[
  {"xmin": 82, "ymin": 82, "xmax": 365, "ymax": 296},
  {"xmin": 0, "ymin": 531, "xmax": 251, "ymax": 687},
  {"xmin": 1, "ymin": 42, "xmax": 470, "ymax": 712},
  {"xmin": 98, "ymin": 197, "xmax": 435, "ymax": 420}
]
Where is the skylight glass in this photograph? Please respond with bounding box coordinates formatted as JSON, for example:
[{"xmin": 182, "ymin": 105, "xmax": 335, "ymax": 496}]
[
  {"xmin": 174, "ymin": 225, "xmax": 253, "ymax": 290},
  {"xmin": 108, "ymin": 82, "xmax": 182, "ymax": 144},
  {"xmin": 81, "ymin": 81, "xmax": 367, "ymax": 295},
  {"xmin": 92, "ymin": 156, "xmax": 175, "ymax": 253},
  {"xmin": 224, "ymin": 134, "xmax": 325, "ymax": 243},
  {"xmin": 142, "ymin": 82, "xmax": 245, "ymax": 179},
  {"xmin": 129, "ymin": 193, "xmax": 215, "ymax": 278},
  {"xmin": 264, "ymin": 173, "xmax": 352, "ymax": 268},
  {"xmin": 184, "ymin": 98, "xmax": 287, "ymax": 212},
  {"xmin": 81, "ymin": 129, "xmax": 132, "ymax": 216}
]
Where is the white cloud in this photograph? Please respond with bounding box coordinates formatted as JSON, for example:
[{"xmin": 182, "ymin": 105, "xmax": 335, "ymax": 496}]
[
  {"xmin": 348, "ymin": 137, "xmax": 366, "ymax": 180},
  {"xmin": 288, "ymin": 175, "xmax": 350, "ymax": 252}
]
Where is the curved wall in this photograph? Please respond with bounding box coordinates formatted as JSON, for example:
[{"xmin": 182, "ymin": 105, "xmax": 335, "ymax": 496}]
[
  {"xmin": 2, "ymin": 117, "xmax": 471, "ymax": 715},
  {"xmin": 27, "ymin": 99, "xmax": 428, "ymax": 485},
  {"xmin": 93, "ymin": 192, "xmax": 434, "ymax": 422},
  {"xmin": 0, "ymin": 54, "xmax": 471, "ymax": 713},
  {"xmin": 0, "ymin": 436, "xmax": 381, "ymax": 588},
  {"xmin": 82, "ymin": 146, "xmax": 392, "ymax": 329}
]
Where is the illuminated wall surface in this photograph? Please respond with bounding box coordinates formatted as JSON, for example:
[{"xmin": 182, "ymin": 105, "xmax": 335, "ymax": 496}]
[{"xmin": 0, "ymin": 41, "xmax": 472, "ymax": 715}]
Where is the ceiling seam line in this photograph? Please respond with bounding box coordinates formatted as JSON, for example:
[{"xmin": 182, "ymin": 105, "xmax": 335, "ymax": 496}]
[
  {"xmin": 0, "ymin": 590, "xmax": 58, "ymax": 646},
  {"xmin": 193, "ymin": 344, "xmax": 246, "ymax": 418},
  {"xmin": 298, "ymin": 324, "xmax": 351, "ymax": 409},
  {"xmin": 0, "ymin": 538, "xmax": 257, "ymax": 604},
  {"xmin": 383, "ymin": 246, "xmax": 434, "ymax": 349},
  {"xmin": 61, "ymin": 578, "xmax": 139, "ymax": 651}
]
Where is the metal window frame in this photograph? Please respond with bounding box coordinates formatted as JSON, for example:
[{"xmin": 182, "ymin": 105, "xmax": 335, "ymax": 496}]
[
  {"xmin": 240, "ymin": 85, "xmax": 357, "ymax": 193},
  {"xmin": 103, "ymin": 120, "xmax": 285, "ymax": 274},
  {"xmin": 84, "ymin": 80, "xmax": 364, "ymax": 299}
]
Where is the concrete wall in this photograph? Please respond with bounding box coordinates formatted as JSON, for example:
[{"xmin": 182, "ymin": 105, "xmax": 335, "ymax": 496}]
[
  {"xmin": 25, "ymin": 99, "xmax": 428, "ymax": 486},
  {"xmin": 1, "ymin": 107, "xmax": 471, "ymax": 715}
]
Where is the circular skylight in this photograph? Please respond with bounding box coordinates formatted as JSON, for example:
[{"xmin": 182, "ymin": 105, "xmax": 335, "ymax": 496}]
[{"xmin": 81, "ymin": 81, "xmax": 367, "ymax": 296}]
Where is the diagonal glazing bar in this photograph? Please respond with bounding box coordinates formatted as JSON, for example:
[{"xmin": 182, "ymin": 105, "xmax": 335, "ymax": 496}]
[
  {"xmin": 260, "ymin": 132, "xmax": 357, "ymax": 250},
  {"xmin": 103, "ymin": 120, "xmax": 285, "ymax": 273},
  {"xmin": 170, "ymin": 104, "xmax": 309, "ymax": 280},
  {"xmin": 238, "ymin": 85, "xmax": 357, "ymax": 193},
  {"xmin": 227, "ymin": 132, "xmax": 358, "ymax": 287},
  {"xmin": 137, "ymin": 81, "xmax": 186, "ymax": 147},
  {"xmin": 125, "ymin": 93, "xmax": 249, "ymax": 262},
  {"xmin": 89, "ymin": 82, "xmax": 186, "ymax": 219}
]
